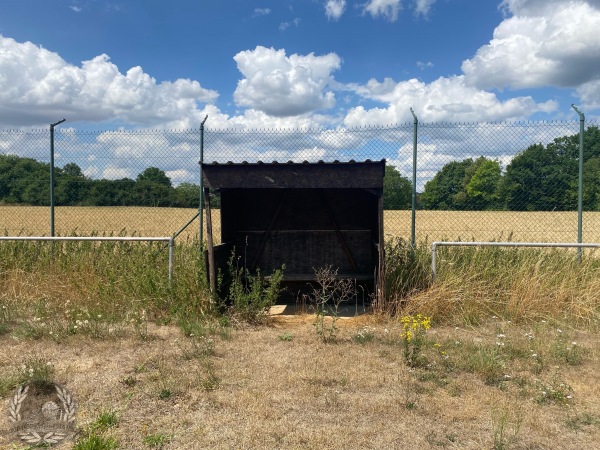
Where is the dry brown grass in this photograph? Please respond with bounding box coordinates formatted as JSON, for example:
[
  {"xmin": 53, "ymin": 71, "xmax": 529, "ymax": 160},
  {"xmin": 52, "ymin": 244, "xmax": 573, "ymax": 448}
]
[
  {"xmin": 4, "ymin": 206, "xmax": 600, "ymax": 243},
  {"xmin": 2, "ymin": 206, "xmax": 600, "ymax": 449},
  {"xmin": 1, "ymin": 317, "xmax": 599, "ymax": 449}
]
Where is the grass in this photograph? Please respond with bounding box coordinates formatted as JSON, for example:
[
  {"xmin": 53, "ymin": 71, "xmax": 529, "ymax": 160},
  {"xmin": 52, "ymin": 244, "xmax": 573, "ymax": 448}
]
[
  {"xmin": 0, "ymin": 319, "xmax": 598, "ymax": 449},
  {"xmin": 0, "ymin": 237, "xmax": 209, "ymax": 340},
  {"xmin": 142, "ymin": 433, "xmax": 172, "ymax": 448},
  {"xmin": 392, "ymin": 243, "xmax": 600, "ymax": 327},
  {"xmin": 1, "ymin": 213, "xmax": 600, "ymax": 448}
]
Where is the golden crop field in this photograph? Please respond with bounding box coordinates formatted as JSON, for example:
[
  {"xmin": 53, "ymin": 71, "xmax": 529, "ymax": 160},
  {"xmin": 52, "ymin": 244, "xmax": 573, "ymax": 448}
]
[{"xmin": 2, "ymin": 205, "xmax": 600, "ymax": 243}]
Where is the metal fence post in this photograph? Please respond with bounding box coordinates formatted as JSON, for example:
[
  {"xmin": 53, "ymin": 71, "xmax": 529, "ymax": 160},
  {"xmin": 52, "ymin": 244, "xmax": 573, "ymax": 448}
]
[
  {"xmin": 168, "ymin": 237, "xmax": 174, "ymax": 285},
  {"xmin": 49, "ymin": 119, "xmax": 65, "ymax": 237},
  {"xmin": 571, "ymin": 104, "xmax": 585, "ymax": 262},
  {"xmin": 410, "ymin": 108, "xmax": 418, "ymax": 248},
  {"xmin": 199, "ymin": 115, "xmax": 208, "ymax": 255}
]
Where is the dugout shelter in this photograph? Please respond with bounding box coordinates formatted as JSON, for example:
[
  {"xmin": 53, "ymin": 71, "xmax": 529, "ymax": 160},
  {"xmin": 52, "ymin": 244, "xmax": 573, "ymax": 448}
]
[{"xmin": 201, "ymin": 159, "xmax": 385, "ymax": 303}]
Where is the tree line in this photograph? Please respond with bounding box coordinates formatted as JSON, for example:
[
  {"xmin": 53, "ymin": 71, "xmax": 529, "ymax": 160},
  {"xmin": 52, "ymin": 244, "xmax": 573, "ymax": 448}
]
[
  {"xmin": 1, "ymin": 126, "xmax": 598, "ymax": 210},
  {"xmin": 0, "ymin": 156, "xmax": 201, "ymax": 207},
  {"xmin": 420, "ymin": 126, "xmax": 600, "ymax": 211}
]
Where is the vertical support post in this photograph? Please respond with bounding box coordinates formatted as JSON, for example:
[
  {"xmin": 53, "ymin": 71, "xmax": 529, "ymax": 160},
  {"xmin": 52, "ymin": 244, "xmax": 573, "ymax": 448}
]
[
  {"xmin": 572, "ymin": 104, "xmax": 585, "ymax": 262},
  {"xmin": 410, "ymin": 108, "xmax": 418, "ymax": 248},
  {"xmin": 168, "ymin": 238, "xmax": 174, "ymax": 285},
  {"xmin": 431, "ymin": 243, "xmax": 437, "ymax": 282},
  {"xmin": 199, "ymin": 115, "xmax": 208, "ymax": 255},
  {"xmin": 49, "ymin": 119, "xmax": 65, "ymax": 237},
  {"xmin": 204, "ymin": 187, "xmax": 216, "ymax": 295},
  {"xmin": 377, "ymin": 188, "xmax": 385, "ymax": 309}
]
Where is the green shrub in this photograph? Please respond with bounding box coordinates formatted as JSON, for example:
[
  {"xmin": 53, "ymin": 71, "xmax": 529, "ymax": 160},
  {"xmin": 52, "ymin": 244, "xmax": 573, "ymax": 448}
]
[{"xmin": 224, "ymin": 251, "xmax": 284, "ymax": 323}]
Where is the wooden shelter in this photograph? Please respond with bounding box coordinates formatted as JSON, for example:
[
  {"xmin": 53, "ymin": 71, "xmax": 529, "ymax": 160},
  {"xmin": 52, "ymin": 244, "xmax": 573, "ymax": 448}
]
[{"xmin": 201, "ymin": 159, "xmax": 385, "ymax": 302}]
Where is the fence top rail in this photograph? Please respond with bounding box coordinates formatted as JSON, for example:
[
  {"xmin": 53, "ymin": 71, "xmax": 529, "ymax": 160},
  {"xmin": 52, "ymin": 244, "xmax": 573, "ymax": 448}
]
[
  {"xmin": 431, "ymin": 241, "xmax": 600, "ymax": 249},
  {"xmin": 430, "ymin": 241, "xmax": 600, "ymax": 281},
  {"xmin": 0, "ymin": 236, "xmax": 173, "ymax": 243}
]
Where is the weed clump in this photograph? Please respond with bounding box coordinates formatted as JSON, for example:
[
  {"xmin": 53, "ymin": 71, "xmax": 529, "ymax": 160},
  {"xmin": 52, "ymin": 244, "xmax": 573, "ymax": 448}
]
[
  {"xmin": 305, "ymin": 266, "xmax": 357, "ymax": 342},
  {"xmin": 221, "ymin": 251, "xmax": 284, "ymax": 323}
]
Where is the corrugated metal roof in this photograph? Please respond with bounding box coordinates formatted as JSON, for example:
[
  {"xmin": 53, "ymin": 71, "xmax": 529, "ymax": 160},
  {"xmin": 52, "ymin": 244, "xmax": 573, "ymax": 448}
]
[
  {"xmin": 206, "ymin": 159, "xmax": 385, "ymax": 165},
  {"xmin": 202, "ymin": 159, "xmax": 385, "ymax": 189}
]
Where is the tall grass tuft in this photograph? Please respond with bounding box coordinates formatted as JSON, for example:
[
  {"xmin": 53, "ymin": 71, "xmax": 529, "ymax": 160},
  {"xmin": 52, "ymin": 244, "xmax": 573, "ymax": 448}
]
[
  {"xmin": 3, "ymin": 235, "xmax": 600, "ymax": 331},
  {"xmin": 0, "ymin": 235, "xmax": 212, "ymax": 334},
  {"xmin": 400, "ymin": 244, "xmax": 600, "ymax": 327},
  {"xmin": 378, "ymin": 237, "xmax": 431, "ymax": 315}
]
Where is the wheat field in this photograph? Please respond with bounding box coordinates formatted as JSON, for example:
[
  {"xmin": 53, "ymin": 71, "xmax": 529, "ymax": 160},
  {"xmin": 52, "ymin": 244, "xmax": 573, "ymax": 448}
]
[{"xmin": 2, "ymin": 205, "xmax": 600, "ymax": 243}]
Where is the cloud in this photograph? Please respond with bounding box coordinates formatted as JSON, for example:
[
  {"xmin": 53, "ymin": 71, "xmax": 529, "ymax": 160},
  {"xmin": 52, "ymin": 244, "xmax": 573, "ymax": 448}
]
[
  {"xmin": 462, "ymin": 1, "xmax": 600, "ymax": 91},
  {"xmin": 325, "ymin": 0, "xmax": 346, "ymax": 21},
  {"xmin": 416, "ymin": 61, "xmax": 434, "ymax": 70},
  {"xmin": 342, "ymin": 75, "xmax": 557, "ymax": 126},
  {"xmin": 69, "ymin": 5, "xmax": 82, "ymax": 13},
  {"xmin": 253, "ymin": 8, "xmax": 271, "ymax": 17},
  {"xmin": 233, "ymin": 46, "xmax": 341, "ymax": 117},
  {"xmin": 279, "ymin": 18, "xmax": 301, "ymax": 31},
  {"xmin": 362, "ymin": 0, "xmax": 402, "ymax": 22},
  {"xmin": 576, "ymin": 79, "xmax": 600, "ymax": 110},
  {"xmin": 414, "ymin": 0, "xmax": 436, "ymax": 17},
  {"xmin": 500, "ymin": 0, "xmax": 600, "ymax": 16},
  {"xmin": 102, "ymin": 165, "xmax": 132, "ymax": 180},
  {"xmin": 166, "ymin": 169, "xmax": 194, "ymax": 185},
  {"xmin": 0, "ymin": 35, "xmax": 218, "ymax": 127}
]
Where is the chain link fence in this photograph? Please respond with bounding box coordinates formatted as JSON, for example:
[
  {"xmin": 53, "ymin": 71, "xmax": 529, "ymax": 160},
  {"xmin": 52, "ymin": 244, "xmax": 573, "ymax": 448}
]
[{"xmin": 1, "ymin": 120, "xmax": 598, "ymax": 243}]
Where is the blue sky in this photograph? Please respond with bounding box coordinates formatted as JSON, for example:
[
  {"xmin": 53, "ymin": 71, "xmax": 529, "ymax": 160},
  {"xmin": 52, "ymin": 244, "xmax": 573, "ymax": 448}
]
[{"xmin": 1, "ymin": 0, "xmax": 599, "ymax": 131}]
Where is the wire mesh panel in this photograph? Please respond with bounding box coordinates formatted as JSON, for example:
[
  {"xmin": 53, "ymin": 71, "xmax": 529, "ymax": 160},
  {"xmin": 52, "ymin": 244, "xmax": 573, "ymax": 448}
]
[
  {"xmin": 1, "ymin": 121, "xmax": 598, "ymax": 243},
  {"xmin": 204, "ymin": 125, "xmax": 413, "ymax": 164},
  {"xmin": 0, "ymin": 128, "xmax": 201, "ymax": 237},
  {"xmin": 412, "ymin": 121, "xmax": 586, "ymax": 243}
]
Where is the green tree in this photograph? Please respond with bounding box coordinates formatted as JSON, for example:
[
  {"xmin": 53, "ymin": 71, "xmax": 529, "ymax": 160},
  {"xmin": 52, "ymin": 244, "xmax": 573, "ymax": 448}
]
[
  {"xmin": 465, "ymin": 158, "xmax": 502, "ymax": 209},
  {"xmin": 499, "ymin": 126, "xmax": 600, "ymax": 211},
  {"xmin": 0, "ymin": 155, "xmax": 49, "ymax": 204},
  {"xmin": 421, "ymin": 159, "xmax": 474, "ymax": 210},
  {"xmin": 62, "ymin": 162, "xmax": 84, "ymax": 178},
  {"xmin": 174, "ymin": 182, "xmax": 199, "ymax": 208},
  {"xmin": 56, "ymin": 163, "xmax": 88, "ymax": 205},
  {"xmin": 87, "ymin": 179, "xmax": 137, "ymax": 206},
  {"xmin": 136, "ymin": 167, "xmax": 172, "ymax": 187},
  {"xmin": 135, "ymin": 167, "xmax": 174, "ymax": 207},
  {"xmin": 582, "ymin": 157, "xmax": 600, "ymax": 210},
  {"xmin": 500, "ymin": 143, "xmax": 576, "ymax": 211},
  {"xmin": 383, "ymin": 165, "xmax": 412, "ymax": 210}
]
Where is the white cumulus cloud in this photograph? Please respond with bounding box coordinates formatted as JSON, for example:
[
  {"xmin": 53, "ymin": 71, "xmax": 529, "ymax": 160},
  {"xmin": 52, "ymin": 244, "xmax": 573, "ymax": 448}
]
[
  {"xmin": 233, "ymin": 46, "xmax": 341, "ymax": 117},
  {"xmin": 500, "ymin": 0, "xmax": 600, "ymax": 16},
  {"xmin": 462, "ymin": 1, "xmax": 600, "ymax": 92},
  {"xmin": 0, "ymin": 35, "xmax": 218, "ymax": 127},
  {"xmin": 342, "ymin": 75, "xmax": 557, "ymax": 126}
]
